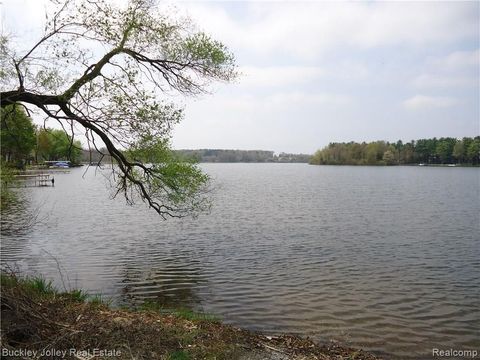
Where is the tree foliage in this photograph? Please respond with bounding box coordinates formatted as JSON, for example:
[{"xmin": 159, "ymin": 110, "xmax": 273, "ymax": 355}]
[
  {"xmin": 0, "ymin": 0, "xmax": 237, "ymax": 218},
  {"xmin": 0, "ymin": 105, "xmax": 36, "ymax": 165},
  {"xmin": 310, "ymin": 137, "xmax": 480, "ymax": 166},
  {"xmin": 35, "ymin": 128, "xmax": 83, "ymax": 164}
]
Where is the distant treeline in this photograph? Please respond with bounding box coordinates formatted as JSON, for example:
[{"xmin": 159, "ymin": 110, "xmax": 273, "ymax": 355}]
[
  {"xmin": 175, "ymin": 149, "xmax": 311, "ymax": 163},
  {"xmin": 310, "ymin": 137, "xmax": 480, "ymax": 166},
  {"xmin": 81, "ymin": 148, "xmax": 113, "ymax": 164}
]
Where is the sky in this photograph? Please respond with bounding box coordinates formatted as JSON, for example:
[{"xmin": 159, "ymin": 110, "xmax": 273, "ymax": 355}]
[{"xmin": 2, "ymin": 0, "xmax": 479, "ymax": 154}]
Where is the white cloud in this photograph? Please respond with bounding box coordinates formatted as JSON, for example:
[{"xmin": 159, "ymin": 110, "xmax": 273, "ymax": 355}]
[
  {"xmin": 329, "ymin": 61, "xmax": 369, "ymax": 80},
  {"xmin": 178, "ymin": 1, "xmax": 478, "ymax": 60},
  {"xmin": 238, "ymin": 66, "xmax": 324, "ymax": 88},
  {"xmin": 403, "ymin": 95, "xmax": 460, "ymax": 110},
  {"xmin": 413, "ymin": 74, "xmax": 477, "ymax": 88},
  {"xmin": 185, "ymin": 91, "xmax": 351, "ymax": 117},
  {"xmin": 235, "ymin": 62, "xmax": 368, "ymax": 90},
  {"xmin": 430, "ymin": 49, "xmax": 480, "ymax": 69},
  {"xmin": 412, "ymin": 49, "xmax": 479, "ymax": 89},
  {"xmin": 265, "ymin": 92, "xmax": 351, "ymax": 108}
]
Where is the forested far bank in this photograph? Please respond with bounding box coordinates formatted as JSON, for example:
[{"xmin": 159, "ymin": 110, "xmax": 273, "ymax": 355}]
[
  {"xmin": 175, "ymin": 149, "xmax": 311, "ymax": 163},
  {"xmin": 310, "ymin": 137, "xmax": 480, "ymax": 166},
  {"xmin": 1, "ymin": 105, "xmax": 83, "ymax": 168},
  {"xmin": 3, "ymin": 105, "xmax": 477, "ymax": 168}
]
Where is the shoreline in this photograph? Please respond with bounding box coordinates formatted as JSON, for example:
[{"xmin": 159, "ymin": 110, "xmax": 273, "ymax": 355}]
[{"xmin": 1, "ymin": 273, "xmax": 381, "ymax": 360}]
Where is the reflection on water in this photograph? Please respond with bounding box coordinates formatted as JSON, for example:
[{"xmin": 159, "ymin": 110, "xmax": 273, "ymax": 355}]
[
  {"xmin": 1, "ymin": 192, "xmax": 35, "ymax": 237},
  {"xmin": 119, "ymin": 257, "xmax": 206, "ymax": 308},
  {"xmin": 1, "ymin": 164, "xmax": 479, "ymax": 359}
]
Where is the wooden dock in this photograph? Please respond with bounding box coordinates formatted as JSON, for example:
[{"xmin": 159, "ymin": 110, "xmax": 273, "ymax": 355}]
[{"xmin": 10, "ymin": 174, "xmax": 54, "ymax": 188}]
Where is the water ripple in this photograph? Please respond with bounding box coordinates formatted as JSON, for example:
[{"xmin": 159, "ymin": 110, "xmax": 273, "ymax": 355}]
[{"xmin": 1, "ymin": 164, "xmax": 479, "ymax": 359}]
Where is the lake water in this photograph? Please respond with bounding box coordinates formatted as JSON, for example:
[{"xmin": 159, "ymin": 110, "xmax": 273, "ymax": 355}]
[{"xmin": 1, "ymin": 164, "xmax": 479, "ymax": 359}]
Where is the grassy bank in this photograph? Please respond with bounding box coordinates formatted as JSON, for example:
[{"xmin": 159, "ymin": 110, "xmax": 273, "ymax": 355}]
[{"xmin": 0, "ymin": 273, "xmax": 380, "ymax": 360}]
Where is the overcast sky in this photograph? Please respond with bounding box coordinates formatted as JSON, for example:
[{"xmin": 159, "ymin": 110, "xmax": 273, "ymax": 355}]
[{"xmin": 2, "ymin": 1, "xmax": 479, "ymax": 154}]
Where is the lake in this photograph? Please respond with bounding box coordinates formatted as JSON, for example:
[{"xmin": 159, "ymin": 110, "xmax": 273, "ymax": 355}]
[{"xmin": 1, "ymin": 164, "xmax": 479, "ymax": 359}]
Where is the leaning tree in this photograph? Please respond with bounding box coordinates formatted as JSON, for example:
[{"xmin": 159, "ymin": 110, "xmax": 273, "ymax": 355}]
[{"xmin": 0, "ymin": 0, "xmax": 236, "ymax": 218}]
